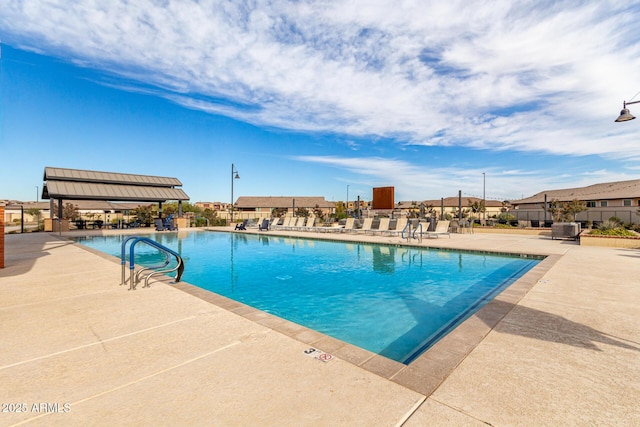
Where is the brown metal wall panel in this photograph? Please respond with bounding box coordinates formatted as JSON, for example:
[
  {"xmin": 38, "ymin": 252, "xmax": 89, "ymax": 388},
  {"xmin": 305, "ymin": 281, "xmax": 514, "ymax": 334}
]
[{"xmin": 372, "ymin": 187, "xmax": 394, "ymax": 210}]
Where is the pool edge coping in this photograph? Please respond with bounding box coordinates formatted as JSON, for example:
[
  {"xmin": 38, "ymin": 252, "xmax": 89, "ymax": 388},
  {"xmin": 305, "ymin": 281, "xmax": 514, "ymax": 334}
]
[{"xmin": 68, "ymin": 230, "xmax": 560, "ymax": 396}]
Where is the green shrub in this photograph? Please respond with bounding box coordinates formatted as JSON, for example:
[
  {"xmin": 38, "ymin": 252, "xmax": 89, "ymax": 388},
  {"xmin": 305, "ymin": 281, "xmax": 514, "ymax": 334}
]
[
  {"xmin": 589, "ymin": 222, "xmax": 637, "ymax": 237},
  {"xmin": 493, "ymin": 223, "xmax": 515, "ymax": 228}
]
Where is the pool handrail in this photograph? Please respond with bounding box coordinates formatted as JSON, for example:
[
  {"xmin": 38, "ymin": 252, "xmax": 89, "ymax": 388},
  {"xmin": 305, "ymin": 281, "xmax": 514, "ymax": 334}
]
[
  {"xmin": 412, "ymin": 222, "xmax": 423, "ymax": 242},
  {"xmin": 120, "ymin": 236, "xmax": 184, "ymax": 290}
]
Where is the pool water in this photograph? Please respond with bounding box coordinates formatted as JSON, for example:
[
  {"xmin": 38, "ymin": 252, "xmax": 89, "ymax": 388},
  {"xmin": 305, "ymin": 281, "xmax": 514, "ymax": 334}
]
[{"xmin": 74, "ymin": 231, "xmax": 541, "ymax": 364}]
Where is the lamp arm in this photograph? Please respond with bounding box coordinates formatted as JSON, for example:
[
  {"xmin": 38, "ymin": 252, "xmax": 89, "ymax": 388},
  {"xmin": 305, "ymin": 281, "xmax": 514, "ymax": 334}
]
[{"xmin": 624, "ymin": 100, "xmax": 640, "ymax": 107}]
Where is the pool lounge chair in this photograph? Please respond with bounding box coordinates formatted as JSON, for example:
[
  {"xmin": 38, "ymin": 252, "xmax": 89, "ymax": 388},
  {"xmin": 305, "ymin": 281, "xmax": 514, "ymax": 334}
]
[
  {"xmin": 300, "ymin": 216, "xmax": 316, "ymax": 231},
  {"xmin": 369, "ymin": 217, "xmax": 390, "ymax": 235},
  {"xmin": 425, "ymin": 220, "xmax": 451, "ymax": 238},
  {"xmin": 340, "ymin": 217, "xmax": 357, "ymax": 233},
  {"xmin": 274, "ymin": 217, "xmax": 292, "ymax": 230},
  {"xmin": 354, "ymin": 218, "xmax": 373, "ymax": 234},
  {"xmin": 289, "ymin": 217, "xmax": 306, "ymax": 231},
  {"xmin": 324, "ymin": 217, "xmax": 355, "ymax": 233},
  {"xmin": 388, "ymin": 217, "xmax": 408, "ymax": 237}
]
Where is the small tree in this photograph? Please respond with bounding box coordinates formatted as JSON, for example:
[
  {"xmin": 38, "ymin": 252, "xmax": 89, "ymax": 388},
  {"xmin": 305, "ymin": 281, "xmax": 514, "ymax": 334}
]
[
  {"xmin": 295, "ymin": 207, "xmax": 309, "ymax": 217},
  {"xmin": 548, "ymin": 199, "xmax": 563, "ymax": 222},
  {"xmin": 312, "ymin": 204, "xmax": 325, "ymax": 222},
  {"xmin": 272, "ymin": 207, "xmax": 288, "ymax": 218},
  {"xmin": 334, "ymin": 202, "xmax": 347, "ymax": 220},
  {"xmin": 25, "ymin": 208, "xmax": 41, "ymax": 223},
  {"xmin": 62, "ymin": 203, "xmax": 79, "ymax": 220},
  {"xmin": 468, "ymin": 199, "xmax": 485, "ymax": 220},
  {"xmin": 561, "ymin": 199, "xmax": 587, "ymax": 222},
  {"xmin": 132, "ymin": 205, "xmax": 155, "ymax": 225}
]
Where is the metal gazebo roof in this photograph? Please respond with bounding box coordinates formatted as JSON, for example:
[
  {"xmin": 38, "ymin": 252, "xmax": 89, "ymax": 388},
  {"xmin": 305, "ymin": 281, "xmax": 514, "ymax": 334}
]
[{"xmin": 42, "ymin": 167, "xmax": 189, "ymax": 202}]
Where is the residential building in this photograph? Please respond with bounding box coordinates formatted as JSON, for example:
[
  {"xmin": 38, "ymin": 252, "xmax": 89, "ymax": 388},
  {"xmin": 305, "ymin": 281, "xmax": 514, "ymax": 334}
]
[
  {"xmin": 396, "ymin": 197, "xmax": 506, "ymax": 220},
  {"xmin": 510, "ymin": 179, "xmax": 640, "ymax": 225},
  {"xmin": 233, "ymin": 196, "xmax": 336, "ymax": 221}
]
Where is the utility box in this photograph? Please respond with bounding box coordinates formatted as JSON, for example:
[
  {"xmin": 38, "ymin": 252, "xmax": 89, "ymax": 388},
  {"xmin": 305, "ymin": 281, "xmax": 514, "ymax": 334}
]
[
  {"xmin": 44, "ymin": 219, "xmax": 69, "ymax": 232},
  {"xmin": 551, "ymin": 222, "xmax": 581, "ymax": 240}
]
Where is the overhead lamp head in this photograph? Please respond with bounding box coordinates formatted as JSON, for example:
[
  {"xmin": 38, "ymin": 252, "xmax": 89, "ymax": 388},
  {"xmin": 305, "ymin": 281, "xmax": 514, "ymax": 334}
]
[
  {"xmin": 615, "ymin": 100, "xmax": 637, "ymax": 122},
  {"xmin": 615, "ymin": 107, "xmax": 636, "ymax": 122},
  {"xmin": 234, "ymin": 172, "xmax": 240, "ymax": 179}
]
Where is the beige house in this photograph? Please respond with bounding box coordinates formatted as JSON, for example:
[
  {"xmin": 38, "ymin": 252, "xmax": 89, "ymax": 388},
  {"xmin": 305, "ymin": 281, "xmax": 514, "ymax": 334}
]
[
  {"xmin": 396, "ymin": 197, "xmax": 505, "ymax": 220},
  {"xmin": 233, "ymin": 196, "xmax": 336, "ymax": 221},
  {"xmin": 510, "ymin": 179, "xmax": 640, "ymax": 225}
]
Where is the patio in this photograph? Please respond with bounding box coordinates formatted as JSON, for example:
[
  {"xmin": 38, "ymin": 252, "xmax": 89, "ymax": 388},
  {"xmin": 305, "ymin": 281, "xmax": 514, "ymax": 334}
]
[{"xmin": 1, "ymin": 229, "xmax": 638, "ymax": 426}]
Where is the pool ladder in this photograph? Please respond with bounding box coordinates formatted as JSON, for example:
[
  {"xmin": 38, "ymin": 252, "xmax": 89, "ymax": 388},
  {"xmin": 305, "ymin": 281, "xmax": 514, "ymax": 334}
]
[
  {"xmin": 401, "ymin": 221, "xmax": 423, "ymax": 243},
  {"xmin": 120, "ymin": 236, "xmax": 185, "ymax": 290}
]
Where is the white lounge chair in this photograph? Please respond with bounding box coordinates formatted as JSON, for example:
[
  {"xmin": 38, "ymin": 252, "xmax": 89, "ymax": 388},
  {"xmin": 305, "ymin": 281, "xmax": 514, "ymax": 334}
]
[
  {"xmin": 341, "ymin": 217, "xmax": 357, "ymax": 233},
  {"xmin": 289, "ymin": 217, "xmax": 305, "ymax": 230},
  {"xmin": 355, "ymin": 218, "xmax": 373, "ymax": 234},
  {"xmin": 326, "ymin": 217, "xmax": 356, "ymax": 233},
  {"xmin": 388, "ymin": 217, "xmax": 408, "ymax": 237},
  {"xmin": 369, "ymin": 217, "xmax": 390, "ymax": 235},
  {"xmin": 300, "ymin": 216, "xmax": 316, "ymax": 231},
  {"xmin": 275, "ymin": 217, "xmax": 292, "ymax": 230},
  {"xmin": 426, "ymin": 220, "xmax": 451, "ymax": 238}
]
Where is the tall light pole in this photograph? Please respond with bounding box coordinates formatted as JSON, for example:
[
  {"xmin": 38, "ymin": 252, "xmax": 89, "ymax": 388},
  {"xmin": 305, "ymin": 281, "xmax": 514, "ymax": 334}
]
[
  {"xmin": 35, "ymin": 186, "xmax": 38, "ymax": 203},
  {"xmin": 482, "ymin": 172, "xmax": 486, "ymax": 221},
  {"xmin": 346, "ymin": 185, "xmax": 349, "ymax": 217},
  {"xmin": 230, "ymin": 163, "xmax": 240, "ymax": 224}
]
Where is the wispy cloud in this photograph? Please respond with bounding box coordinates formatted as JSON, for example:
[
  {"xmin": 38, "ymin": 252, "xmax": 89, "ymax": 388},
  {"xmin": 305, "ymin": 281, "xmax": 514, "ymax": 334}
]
[
  {"xmin": 1, "ymin": 0, "xmax": 639, "ymax": 161},
  {"xmin": 293, "ymin": 154, "xmax": 640, "ymax": 201}
]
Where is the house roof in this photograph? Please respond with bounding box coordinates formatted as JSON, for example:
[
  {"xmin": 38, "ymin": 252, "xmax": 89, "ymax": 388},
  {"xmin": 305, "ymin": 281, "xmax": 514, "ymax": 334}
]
[
  {"xmin": 42, "ymin": 167, "xmax": 189, "ymax": 202},
  {"xmin": 511, "ymin": 179, "xmax": 640, "ymax": 204},
  {"xmin": 235, "ymin": 196, "xmax": 335, "ymax": 209},
  {"xmin": 397, "ymin": 197, "xmax": 504, "ymax": 208}
]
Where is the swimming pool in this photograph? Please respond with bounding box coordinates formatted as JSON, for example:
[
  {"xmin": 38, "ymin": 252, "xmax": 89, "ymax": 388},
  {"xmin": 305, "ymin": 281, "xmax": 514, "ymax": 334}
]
[{"xmin": 74, "ymin": 231, "xmax": 541, "ymax": 364}]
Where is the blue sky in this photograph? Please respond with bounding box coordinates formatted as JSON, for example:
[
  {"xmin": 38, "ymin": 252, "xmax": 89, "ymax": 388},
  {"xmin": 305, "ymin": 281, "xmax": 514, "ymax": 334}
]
[{"xmin": 1, "ymin": 1, "xmax": 640, "ymax": 205}]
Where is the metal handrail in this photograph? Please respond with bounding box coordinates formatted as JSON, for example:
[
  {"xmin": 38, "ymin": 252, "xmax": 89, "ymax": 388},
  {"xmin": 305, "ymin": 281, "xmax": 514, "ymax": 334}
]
[
  {"xmin": 121, "ymin": 236, "xmax": 184, "ymax": 290},
  {"xmin": 412, "ymin": 222, "xmax": 423, "ymax": 242},
  {"xmin": 401, "ymin": 221, "xmax": 412, "ymax": 241}
]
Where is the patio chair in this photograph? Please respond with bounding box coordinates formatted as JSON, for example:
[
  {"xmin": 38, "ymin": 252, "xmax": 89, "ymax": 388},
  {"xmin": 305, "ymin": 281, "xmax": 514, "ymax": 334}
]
[
  {"xmin": 164, "ymin": 219, "xmax": 177, "ymax": 231},
  {"xmin": 275, "ymin": 217, "xmax": 292, "ymax": 230},
  {"xmin": 369, "ymin": 217, "xmax": 390, "ymax": 235},
  {"xmin": 258, "ymin": 218, "xmax": 270, "ymax": 231},
  {"xmin": 388, "ymin": 217, "xmax": 408, "ymax": 237},
  {"xmin": 300, "ymin": 216, "xmax": 316, "ymax": 231},
  {"xmin": 426, "ymin": 220, "xmax": 451, "ymax": 238},
  {"xmin": 289, "ymin": 217, "xmax": 306, "ymax": 231},
  {"xmin": 354, "ymin": 218, "xmax": 373, "ymax": 234},
  {"xmin": 339, "ymin": 217, "xmax": 357, "ymax": 233},
  {"xmin": 235, "ymin": 219, "xmax": 248, "ymax": 230}
]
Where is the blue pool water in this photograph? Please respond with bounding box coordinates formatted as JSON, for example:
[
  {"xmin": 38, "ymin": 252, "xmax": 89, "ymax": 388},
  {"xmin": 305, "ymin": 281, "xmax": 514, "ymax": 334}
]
[{"xmin": 73, "ymin": 231, "xmax": 541, "ymax": 364}]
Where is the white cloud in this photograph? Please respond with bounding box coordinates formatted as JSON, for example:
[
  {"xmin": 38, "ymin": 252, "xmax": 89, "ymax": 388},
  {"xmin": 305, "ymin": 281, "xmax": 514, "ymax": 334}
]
[
  {"xmin": 2, "ymin": 0, "xmax": 640, "ymax": 160},
  {"xmin": 293, "ymin": 154, "xmax": 640, "ymax": 202}
]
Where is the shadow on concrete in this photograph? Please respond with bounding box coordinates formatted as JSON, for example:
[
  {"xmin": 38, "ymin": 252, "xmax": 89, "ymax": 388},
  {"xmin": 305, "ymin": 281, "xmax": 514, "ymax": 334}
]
[
  {"xmin": 0, "ymin": 233, "xmax": 70, "ymax": 277},
  {"xmin": 477, "ymin": 299, "xmax": 640, "ymax": 352}
]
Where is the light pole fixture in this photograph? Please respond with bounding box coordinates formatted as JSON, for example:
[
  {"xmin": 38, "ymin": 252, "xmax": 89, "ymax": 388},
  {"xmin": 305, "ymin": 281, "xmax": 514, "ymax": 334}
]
[
  {"xmin": 346, "ymin": 185, "xmax": 349, "ymax": 217},
  {"xmin": 615, "ymin": 100, "xmax": 640, "ymax": 122},
  {"xmin": 482, "ymin": 172, "xmax": 486, "ymax": 222},
  {"xmin": 230, "ymin": 163, "xmax": 240, "ymax": 224}
]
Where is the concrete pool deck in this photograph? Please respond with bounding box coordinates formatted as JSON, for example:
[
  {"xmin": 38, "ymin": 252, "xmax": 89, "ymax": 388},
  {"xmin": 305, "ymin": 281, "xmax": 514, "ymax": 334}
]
[{"xmin": 1, "ymin": 228, "xmax": 638, "ymax": 426}]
